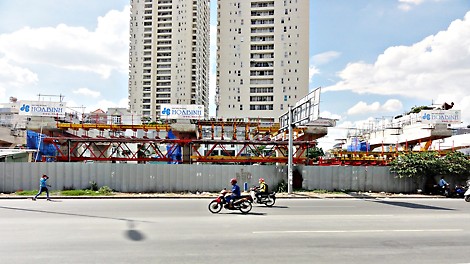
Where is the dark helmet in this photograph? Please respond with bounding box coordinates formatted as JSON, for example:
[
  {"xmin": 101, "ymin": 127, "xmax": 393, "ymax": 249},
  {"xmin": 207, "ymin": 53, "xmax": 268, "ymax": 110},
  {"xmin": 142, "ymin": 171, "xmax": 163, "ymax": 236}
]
[{"xmin": 230, "ymin": 178, "xmax": 237, "ymax": 185}]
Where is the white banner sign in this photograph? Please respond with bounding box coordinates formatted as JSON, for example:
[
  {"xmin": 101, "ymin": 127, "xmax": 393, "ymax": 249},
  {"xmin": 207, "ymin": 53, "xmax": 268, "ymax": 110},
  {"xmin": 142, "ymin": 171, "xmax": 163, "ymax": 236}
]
[
  {"xmin": 421, "ymin": 110, "xmax": 461, "ymax": 124},
  {"xmin": 160, "ymin": 104, "xmax": 204, "ymax": 119},
  {"xmin": 18, "ymin": 101, "xmax": 66, "ymax": 117}
]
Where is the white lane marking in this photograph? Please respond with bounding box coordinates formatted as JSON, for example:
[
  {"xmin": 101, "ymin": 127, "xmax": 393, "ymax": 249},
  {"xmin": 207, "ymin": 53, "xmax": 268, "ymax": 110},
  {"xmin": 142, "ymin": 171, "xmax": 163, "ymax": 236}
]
[
  {"xmin": 253, "ymin": 229, "xmax": 463, "ymax": 234},
  {"xmin": 292, "ymin": 206, "xmax": 356, "ymax": 208}
]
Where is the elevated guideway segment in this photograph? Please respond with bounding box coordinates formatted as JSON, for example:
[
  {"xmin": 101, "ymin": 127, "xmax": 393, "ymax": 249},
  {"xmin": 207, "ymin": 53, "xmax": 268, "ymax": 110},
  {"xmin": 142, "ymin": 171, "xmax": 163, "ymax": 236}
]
[
  {"xmin": 362, "ymin": 109, "xmax": 459, "ymax": 151},
  {"xmin": 366, "ymin": 123, "xmax": 452, "ymax": 150}
]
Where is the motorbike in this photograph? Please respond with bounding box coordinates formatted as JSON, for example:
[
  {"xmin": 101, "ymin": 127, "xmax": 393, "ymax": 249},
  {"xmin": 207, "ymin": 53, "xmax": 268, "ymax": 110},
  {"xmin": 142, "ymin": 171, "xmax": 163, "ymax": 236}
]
[
  {"xmin": 451, "ymin": 184, "xmax": 467, "ymax": 198},
  {"xmin": 208, "ymin": 189, "xmax": 252, "ymax": 214},
  {"xmin": 464, "ymin": 180, "xmax": 470, "ymax": 202},
  {"xmin": 250, "ymin": 187, "xmax": 276, "ymax": 207},
  {"xmin": 430, "ymin": 183, "xmax": 450, "ymax": 197}
]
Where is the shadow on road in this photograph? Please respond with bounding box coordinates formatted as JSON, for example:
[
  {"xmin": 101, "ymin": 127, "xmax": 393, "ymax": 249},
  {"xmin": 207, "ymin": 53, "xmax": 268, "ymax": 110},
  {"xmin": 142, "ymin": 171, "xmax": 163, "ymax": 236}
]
[
  {"xmin": 263, "ymin": 205, "xmax": 289, "ymax": 209},
  {"xmin": 0, "ymin": 205, "xmax": 150, "ymax": 242},
  {"xmin": 0, "ymin": 205, "xmax": 155, "ymax": 223},
  {"xmin": 372, "ymin": 200, "xmax": 455, "ymax": 211},
  {"xmin": 222, "ymin": 212, "xmax": 266, "ymax": 216},
  {"xmin": 125, "ymin": 220, "xmax": 146, "ymax": 241}
]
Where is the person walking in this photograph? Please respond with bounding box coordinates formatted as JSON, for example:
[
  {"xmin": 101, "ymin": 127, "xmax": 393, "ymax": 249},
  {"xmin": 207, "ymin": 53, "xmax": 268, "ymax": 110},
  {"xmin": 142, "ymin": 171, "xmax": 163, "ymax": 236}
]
[{"xmin": 32, "ymin": 174, "xmax": 51, "ymax": 201}]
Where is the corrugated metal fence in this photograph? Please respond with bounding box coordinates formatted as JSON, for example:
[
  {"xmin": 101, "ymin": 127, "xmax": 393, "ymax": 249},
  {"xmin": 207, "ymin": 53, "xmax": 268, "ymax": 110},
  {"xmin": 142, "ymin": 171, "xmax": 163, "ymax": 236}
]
[{"xmin": 0, "ymin": 163, "xmax": 416, "ymax": 193}]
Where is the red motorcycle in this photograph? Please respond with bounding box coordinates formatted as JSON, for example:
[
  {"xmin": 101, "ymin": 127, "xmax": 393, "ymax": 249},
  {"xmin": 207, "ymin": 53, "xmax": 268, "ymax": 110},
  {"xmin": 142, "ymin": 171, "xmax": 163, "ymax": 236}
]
[{"xmin": 208, "ymin": 189, "xmax": 252, "ymax": 214}]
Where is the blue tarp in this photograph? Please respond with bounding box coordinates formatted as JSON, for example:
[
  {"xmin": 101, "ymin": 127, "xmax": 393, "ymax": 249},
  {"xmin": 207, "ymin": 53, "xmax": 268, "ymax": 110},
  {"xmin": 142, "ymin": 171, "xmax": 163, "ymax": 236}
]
[
  {"xmin": 347, "ymin": 137, "xmax": 370, "ymax": 152},
  {"xmin": 166, "ymin": 130, "xmax": 181, "ymax": 164},
  {"xmin": 26, "ymin": 130, "xmax": 56, "ymax": 162}
]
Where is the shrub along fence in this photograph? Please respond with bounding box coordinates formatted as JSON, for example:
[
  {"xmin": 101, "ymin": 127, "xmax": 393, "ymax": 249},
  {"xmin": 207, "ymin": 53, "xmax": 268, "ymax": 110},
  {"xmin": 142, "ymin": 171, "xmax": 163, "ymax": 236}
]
[{"xmin": 0, "ymin": 163, "xmax": 416, "ymax": 194}]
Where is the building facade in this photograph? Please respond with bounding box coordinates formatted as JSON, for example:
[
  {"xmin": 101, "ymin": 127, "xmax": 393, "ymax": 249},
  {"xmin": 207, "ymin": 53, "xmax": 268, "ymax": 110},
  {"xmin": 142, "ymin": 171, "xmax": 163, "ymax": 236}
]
[
  {"xmin": 216, "ymin": 0, "xmax": 310, "ymax": 120},
  {"xmin": 128, "ymin": 0, "xmax": 210, "ymax": 121}
]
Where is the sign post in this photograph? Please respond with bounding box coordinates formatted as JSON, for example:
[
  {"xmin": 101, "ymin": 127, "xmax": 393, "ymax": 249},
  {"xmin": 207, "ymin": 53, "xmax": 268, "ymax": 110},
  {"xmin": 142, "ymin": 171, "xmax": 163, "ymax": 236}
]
[{"xmin": 279, "ymin": 87, "xmax": 323, "ymax": 194}]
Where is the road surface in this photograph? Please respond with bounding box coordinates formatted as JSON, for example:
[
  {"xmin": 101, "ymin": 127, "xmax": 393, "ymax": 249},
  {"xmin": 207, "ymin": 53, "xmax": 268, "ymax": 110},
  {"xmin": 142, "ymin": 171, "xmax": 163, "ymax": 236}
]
[{"xmin": 1, "ymin": 198, "xmax": 469, "ymax": 264}]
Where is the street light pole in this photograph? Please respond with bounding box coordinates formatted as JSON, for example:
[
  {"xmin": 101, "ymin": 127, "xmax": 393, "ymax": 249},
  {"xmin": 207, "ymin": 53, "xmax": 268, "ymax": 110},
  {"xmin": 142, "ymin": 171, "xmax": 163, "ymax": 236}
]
[{"xmin": 288, "ymin": 106, "xmax": 293, "ymax": 194}]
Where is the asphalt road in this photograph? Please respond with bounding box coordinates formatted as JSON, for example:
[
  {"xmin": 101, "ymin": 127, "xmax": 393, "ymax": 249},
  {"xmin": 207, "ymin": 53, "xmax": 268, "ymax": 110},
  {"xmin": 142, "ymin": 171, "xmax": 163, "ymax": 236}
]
[{"xmin": 1, "ymin": 198, "xmax": 470, "ymax": 264}]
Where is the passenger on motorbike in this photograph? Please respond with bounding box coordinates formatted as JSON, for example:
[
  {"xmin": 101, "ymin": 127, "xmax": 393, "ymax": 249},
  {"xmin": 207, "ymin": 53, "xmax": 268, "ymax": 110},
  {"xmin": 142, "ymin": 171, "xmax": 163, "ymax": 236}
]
[
  {"xmin": 226, "ymin": 178, "xmax": 241, "ymax": 208},
  {"xmin": 439, "ymin": 177, "xmax": 449, "ymax": 188},
  {"xmin": 438, "ymin": 176, "xmax": 450, "ymax": 195},
  {"xmin": 255, "ymin": 178, "xmax": 268, "ymax": 202}
]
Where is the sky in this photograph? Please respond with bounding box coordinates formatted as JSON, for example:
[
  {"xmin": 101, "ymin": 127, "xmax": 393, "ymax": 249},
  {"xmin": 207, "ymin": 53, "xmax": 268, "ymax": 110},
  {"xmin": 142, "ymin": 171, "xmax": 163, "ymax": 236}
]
[{"xmin": 0, "ymin": 0, "xmax": 469, "ymax": 149}]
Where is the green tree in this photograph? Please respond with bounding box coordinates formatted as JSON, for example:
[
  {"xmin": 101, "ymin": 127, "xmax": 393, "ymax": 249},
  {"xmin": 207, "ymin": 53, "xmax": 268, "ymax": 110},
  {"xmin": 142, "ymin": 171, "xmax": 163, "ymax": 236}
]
[
  {"xmin": 306, "ymin": 146, "xmax": 324, "ymax": 161},
  {"xmin": 390, "ymin": 151, "xmax": 470, "ymax": 191},
  {"xmin": 389, "ymin": 151, "xmax": 443, "ymax": 187},
  {"xmin": 441, "ymin": 151, "xmax": 470, "ymax": 181}
]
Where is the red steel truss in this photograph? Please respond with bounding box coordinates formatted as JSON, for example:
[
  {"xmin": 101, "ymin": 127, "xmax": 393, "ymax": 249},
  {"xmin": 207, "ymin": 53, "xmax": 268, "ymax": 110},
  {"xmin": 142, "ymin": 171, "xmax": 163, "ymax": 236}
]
[{"xmin": 42, "ymin": 137, "xmax": 316, "ymax": 164}]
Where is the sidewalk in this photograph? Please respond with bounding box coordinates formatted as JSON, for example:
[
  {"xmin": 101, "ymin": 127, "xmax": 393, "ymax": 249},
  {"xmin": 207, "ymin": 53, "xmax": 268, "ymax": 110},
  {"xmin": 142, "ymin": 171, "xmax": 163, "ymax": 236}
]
[{"xmin": 0, "ymin": 191, "xmax": 445, "ymax": 200}]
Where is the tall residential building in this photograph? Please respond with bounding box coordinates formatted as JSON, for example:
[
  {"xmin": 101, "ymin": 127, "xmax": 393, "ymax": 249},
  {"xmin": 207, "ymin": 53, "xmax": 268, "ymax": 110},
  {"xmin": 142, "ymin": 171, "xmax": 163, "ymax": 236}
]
[
  {"xmin": 129, "ymin": 0, "xmax": 210, "ymax": 121},
  {"xmin": 216, "ymin": 0, "xmax": 310, "ymax": 120}
]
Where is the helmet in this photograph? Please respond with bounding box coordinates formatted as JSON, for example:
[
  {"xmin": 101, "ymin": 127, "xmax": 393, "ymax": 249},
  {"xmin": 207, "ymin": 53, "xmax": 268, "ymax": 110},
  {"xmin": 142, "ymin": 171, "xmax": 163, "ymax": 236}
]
[
  {"xmin": 259, "ymin": 178, "xmax": 265, "ymax": 183},
  {"xmin": 230, "ymin": 178, "xmax": 237, "ymax": 184}
]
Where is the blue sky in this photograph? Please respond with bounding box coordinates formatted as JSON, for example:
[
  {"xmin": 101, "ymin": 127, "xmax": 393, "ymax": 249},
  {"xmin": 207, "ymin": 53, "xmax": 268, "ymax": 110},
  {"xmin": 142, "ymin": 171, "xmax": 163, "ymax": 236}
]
[{"xmin": 0, "ymin": 0, "xmax": 469, "ymax": 148}]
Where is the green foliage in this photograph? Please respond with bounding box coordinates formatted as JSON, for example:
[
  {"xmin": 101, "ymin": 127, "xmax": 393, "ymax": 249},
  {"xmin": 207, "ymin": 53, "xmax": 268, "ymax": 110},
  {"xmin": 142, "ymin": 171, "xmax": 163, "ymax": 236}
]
[
  {"xmin": 276, "ymin": 179, "xmax": 287, "ymax": 192},
  {"xmin": 307, "ymin": 147, "xmax": 325, "ymax": 160},
  {"xmin": 390, "ymin": 151, "xmax": 441, "ymax": 180},
  {"xmin": 98, "ymin": 186, "xmax": 113, "ymax": 195},
  {"xmin": 15, "ymin": 190, "xmax": 37, "ymax": 196},
  {"xmin": 390, "ymin": 151, "xmax": 470, "ymax": 183},
  {"xmin": 89, "ymin": 181, "xmax": 99, "ymax": 191},
  {"xmin": 60, "ymin": 190, "xmax": 98, "ymax": 196},
  {"xmin": 16, "ymin": 185, "xmax": 114, "ymax": 196},
  {"xmin": 441, "ymin": 151, "xmax": 470, "ymax": 181},
  {"xmin": 408, "ymin": 105, "xmax": 432, "ymax": 114}
]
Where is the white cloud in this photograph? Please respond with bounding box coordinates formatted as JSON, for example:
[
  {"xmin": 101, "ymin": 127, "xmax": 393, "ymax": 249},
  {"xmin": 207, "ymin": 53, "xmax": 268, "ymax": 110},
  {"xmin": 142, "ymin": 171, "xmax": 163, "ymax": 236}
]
[
  {"xmin": 0, "ymin": 6, "xmax": 130, "ymax": 79},
  {"xmin": 309, "ymin": 51, "xmax": 340, "ymax": 84},
  {"xmin": 382, "ymin": 99, "xmax": 403, "ymax": 112},
  {"xmin": 76, "ymin": 97, "xmax": 128, "ymax": 113},
  {"xmin": 398, "ymin": 0, "xmax": 448, "ymax": 11},
  {"xmin": 319, "ymin": 110, "xmax": 341, "ymax": 120},
  {"xmin": 398, "ymin": 0, "xmax": 424, "ymax": 11},
  {"xmin": 72, "ymin": 87, "xmax": 100, "ymax": 98},
  {"xmin": 309, "ymin": 65, "xmax": 320, "ymax": 84},
  {"xmin": 347, "ymin": 99, "xmax": 403, "ymax": 115},
  {"xmin": 348, "ymin": 101, "xmax": 380, "ymax": 115},
  {"xmin": 0, "ymin": 58, "xmax": 38, "ymax": 98},
  {"xmin": 324, "ymin": 11, "xmax": 470, "ymax": 123},
  {"xmin": 312, "ymin": 51, "xmax": 341, "ymax": 65}
]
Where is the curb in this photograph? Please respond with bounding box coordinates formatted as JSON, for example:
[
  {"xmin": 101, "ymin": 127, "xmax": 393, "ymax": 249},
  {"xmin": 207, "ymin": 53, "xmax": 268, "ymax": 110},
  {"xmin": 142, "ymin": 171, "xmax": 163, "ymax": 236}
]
[{"xmin": 0, "ymin": 194, "xmax": 446, "ymax": 200}]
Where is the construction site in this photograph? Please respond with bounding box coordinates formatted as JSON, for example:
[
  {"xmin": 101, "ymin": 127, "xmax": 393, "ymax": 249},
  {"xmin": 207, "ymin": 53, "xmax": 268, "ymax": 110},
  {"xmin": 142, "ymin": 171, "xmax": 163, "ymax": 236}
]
[{"xmin": 0, "ymin": 93, "xmax": 466, "ymax": 166}]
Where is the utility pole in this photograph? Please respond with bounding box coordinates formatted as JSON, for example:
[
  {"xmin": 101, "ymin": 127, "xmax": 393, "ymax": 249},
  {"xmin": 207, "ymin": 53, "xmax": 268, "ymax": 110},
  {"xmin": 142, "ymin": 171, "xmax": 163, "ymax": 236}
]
[{"xmin": 288, "ymin": 106, "xmax": 293, "ymax": 194}]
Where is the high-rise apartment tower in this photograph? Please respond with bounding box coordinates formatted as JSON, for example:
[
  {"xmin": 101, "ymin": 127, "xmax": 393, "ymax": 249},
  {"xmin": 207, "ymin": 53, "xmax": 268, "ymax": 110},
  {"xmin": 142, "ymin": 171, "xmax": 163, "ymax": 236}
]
[
  {"xmin": 216, "ymin": 0, "xmax": 309, "ymax": 120},
  {"xmin": 129, "ymin": 0, "xmax": 210, "ymax": 121}
]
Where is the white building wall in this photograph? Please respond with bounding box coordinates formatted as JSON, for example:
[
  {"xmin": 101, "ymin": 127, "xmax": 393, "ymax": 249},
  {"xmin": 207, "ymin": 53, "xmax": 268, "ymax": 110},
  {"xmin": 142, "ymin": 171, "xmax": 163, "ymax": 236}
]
[
  {"xmin": 216, "ymin": 0, "xmax": 310, "ymax": 119},
  {"xmin": 129, "ymin": 0, "xmax": 210, "ymax": 122}
]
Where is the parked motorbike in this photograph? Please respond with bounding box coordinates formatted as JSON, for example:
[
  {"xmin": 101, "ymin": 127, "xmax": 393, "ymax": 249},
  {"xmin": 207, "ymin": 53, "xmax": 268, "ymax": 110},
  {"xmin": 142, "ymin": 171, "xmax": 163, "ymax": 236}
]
[
  {"xmin": 464, "ymin": 180, "xmax": 470, "ymax": 202},
  {"xmin": 250, "ymin": 187, "xmax": 276, "ymax": 207},
  {"xmin": 451, "ymin": 184, "xmax": 467, "ymax": 198},
  {"xmin": 208, "ymin": 189, "xmax": 252, "ymax": 214},
  {"xmin": 431, "ymin": 184, "xmax": 450, "ymax": 197}
]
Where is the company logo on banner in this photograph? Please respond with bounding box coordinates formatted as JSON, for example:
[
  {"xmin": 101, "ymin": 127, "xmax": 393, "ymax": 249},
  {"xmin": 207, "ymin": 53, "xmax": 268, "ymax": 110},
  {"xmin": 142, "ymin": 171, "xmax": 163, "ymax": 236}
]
[
  {"xmin": 421, "ymin": 110, "xmax": 461, "ymax": 124},
  {"xmin": 160, "ymin": 104, "xmax": 204, "ymax": 119},
  {"xmin": 18, "ymin": 101, "xmax": 66, "ymax": 117}
]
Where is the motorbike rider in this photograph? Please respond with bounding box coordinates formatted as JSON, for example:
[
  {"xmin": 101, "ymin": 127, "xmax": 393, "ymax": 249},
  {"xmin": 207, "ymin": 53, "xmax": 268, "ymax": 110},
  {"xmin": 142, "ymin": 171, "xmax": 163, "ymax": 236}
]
[
  {"xmin": 226, "ymin": 178, "xmax": 241, "ymax": 208},
  {"xmin": 438, "ymin": 176, "xmax": 450, "ymax": 194},
  {"xmin": 255, "ymin": 178, "xmax": 268, "ymax": 202},
  {"xmin": 439, "ymin": 176, "xmax": 449, "ymax": 188}
]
